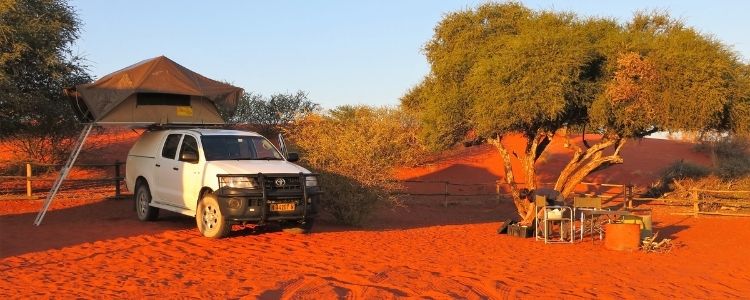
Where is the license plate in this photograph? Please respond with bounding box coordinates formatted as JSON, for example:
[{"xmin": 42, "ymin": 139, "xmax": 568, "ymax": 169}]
[{"xmin": 270, "ymin": 203, "xmax": 296, "ymax": 212}]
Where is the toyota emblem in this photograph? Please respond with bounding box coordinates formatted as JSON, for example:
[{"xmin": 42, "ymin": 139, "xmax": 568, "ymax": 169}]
[{"xmin": 274, "ymin": 178, "xmax": 286, "ymax": 187}]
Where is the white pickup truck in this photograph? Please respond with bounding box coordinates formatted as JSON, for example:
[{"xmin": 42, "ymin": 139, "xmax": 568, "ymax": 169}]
[{"xmin": 125, "ymin": 128, "xmax": 320, "ymax": 238}]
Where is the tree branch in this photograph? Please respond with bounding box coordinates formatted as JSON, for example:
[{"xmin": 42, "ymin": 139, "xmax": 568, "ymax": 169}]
[{"xmin": 560, "ymin": 154, "xmax": 624, "ymax": 198}]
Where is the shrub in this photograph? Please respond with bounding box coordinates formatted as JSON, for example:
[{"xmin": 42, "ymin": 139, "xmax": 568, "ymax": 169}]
[
  {"xmin": 287, "ymin": 106, "xmax": 424, "ymax": 225},
  {"xmin": 646, "ymin": 160, "xmax": 710, "ymax": 197},
  {"xmin": 317, "ymin": 173, "xmax": 381, "ymax": 226},
  {"xmin": 694, "ymin": 135, "xmax": 750, "ymax": 179},
  {"xmin": 662, "ymin": 160, "xmax": 711, "ymax": 182}
]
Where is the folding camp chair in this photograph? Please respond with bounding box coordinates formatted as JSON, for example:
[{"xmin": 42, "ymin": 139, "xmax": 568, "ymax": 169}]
[
  {"xmin": 574, "ymin": 196, "xmax": 604, "ymax": 241},
  {"xmin": 534, "ymin": 195, "xmax": 548, "ymax": 241}
]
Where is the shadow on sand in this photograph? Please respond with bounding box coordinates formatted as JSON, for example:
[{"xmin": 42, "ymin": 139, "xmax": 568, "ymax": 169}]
[{"xmin": 0, "ymin": 197, "xmax": 194, "ymax": 258}]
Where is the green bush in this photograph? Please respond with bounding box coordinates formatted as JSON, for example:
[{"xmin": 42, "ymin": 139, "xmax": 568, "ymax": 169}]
[
  {"xmin": 715, "ymin": 137, "xmax": 750, "ymax": 178},
  {"xmin": 287, "ymin": 106, "xmax": 424, "ymax": 225},
  {"xmin": 662, "ymin": 160, "xmax": 712, "ymax": 182},
  {"xmin": 316, "ymin": 173, "xmax": 381, "ymax": 226},
  {"xmin": 646, "ymin": 160, "xmax": 710, "ymax": 197},
  {"xmin": 694, "ymin": 135, "xmax": 750, "ymax": 179}
]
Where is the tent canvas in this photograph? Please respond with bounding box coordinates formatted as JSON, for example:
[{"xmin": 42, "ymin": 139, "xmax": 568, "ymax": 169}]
[{"xmin": 65, "ymin": 55, "xmax": 243, "ymax": 125}]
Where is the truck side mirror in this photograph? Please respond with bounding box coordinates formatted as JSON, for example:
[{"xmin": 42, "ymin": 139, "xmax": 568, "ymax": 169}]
[
  {"xmin": 286, "ymin": 152, "xmax": 299, "ymax": 162},
  {"xmin": 180, "ymin": 152, "xmax": 199, "ymax": 163}
]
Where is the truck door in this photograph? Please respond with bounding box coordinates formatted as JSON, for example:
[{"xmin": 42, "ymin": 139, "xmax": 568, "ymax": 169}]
[
  {"xmin": 176, "ymin": 134, "xmax": 203, "ymax": 211},
  {"xmin": 154, "ymin": 133, "xmax": 182, "ymax": 206}
]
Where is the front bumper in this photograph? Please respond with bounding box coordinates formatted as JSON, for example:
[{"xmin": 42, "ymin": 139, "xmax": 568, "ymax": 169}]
[{"xmin": 216, "ymin": 173, "xmax": 321, "ymax": 223}]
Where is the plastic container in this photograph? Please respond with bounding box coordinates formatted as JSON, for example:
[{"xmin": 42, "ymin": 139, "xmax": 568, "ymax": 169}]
[{"xmin": 604, "ymin": 223, "xmax": 641, "ymax": 251}]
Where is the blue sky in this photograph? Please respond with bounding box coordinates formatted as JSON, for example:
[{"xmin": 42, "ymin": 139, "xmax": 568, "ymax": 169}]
[{"xmin": 69, "ymin": 0, "xmax": 750, "ymax": 109}]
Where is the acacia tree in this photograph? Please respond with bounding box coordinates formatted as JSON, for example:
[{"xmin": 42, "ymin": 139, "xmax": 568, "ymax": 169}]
[
  {"xmin": 0, "ymin": 0, "xmax": 91, "ymax": 163},
  {"xmin": 403, "ymin": 3, "xmax": 749, "ymax": 221}
]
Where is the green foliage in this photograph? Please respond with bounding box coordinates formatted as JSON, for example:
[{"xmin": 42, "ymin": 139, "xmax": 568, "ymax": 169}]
[
  {"xmin": 404, "ymin": 3, "xmax": 749, "ymax": 150},
  {"xmin": 403, "ymin": 2, "xmax": 619, "ymax": 147},
  {"xmin": 0, "ymin": 0, "xmax": 91, "ymax": 162},
  {"xmin": 288, "ymin": 106, "xmax": 424, "ymax": 225},
  {"xmin": 227, "ymin": 90, "xmax": 319, "ymax": 137},
  {"xmin": 590, "ymin": 11, "xmax": 745, "ymax": 137},
  {"xmin": 729, "ymin": 64, "xmax": 750, "ymax": 135}
]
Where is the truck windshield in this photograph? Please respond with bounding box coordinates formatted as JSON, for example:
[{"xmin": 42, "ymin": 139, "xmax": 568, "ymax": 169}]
[{"xmin": 201, "ymin": 135, "xmax": 283, "ymax": 161}]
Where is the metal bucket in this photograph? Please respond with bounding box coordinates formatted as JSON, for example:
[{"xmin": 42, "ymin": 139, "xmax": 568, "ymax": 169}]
[{"xmin": 604, "ymin": 223, "xmax": 641, "ymax": 251}]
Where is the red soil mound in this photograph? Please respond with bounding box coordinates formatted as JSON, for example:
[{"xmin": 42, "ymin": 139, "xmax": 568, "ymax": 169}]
[
  {"xmin": 397, "ymin": 134, "xmax": 711, "ymax": 187},
  {"xmin": 2, "ymin": 131, "xmax": 747, "ymax": 298}
]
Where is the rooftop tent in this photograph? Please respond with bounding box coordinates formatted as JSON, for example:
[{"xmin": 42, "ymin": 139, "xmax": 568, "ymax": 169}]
[
  {"xmin": 36, "ymin": 56, "xmax": 243, "ymax": 226},
  {"xmin": 65, "ymin": 56, "xmax": 243, "ymax": 125}
]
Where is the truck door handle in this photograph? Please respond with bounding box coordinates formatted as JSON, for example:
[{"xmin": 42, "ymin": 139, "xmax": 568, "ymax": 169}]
[
  {"xmin": 155, "ymin": 164, "xmax": 161, "ymax": 167},
  {"xmin": 173, "ymin": 167, "xmax": 179, "ymax": 171}
]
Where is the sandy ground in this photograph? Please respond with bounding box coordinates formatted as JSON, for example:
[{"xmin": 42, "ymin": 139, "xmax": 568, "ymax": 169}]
[
  {"xmin": 2, "ymin": 196, "xmax": 749, "ymax": 299},
  {"xmin": 2, "ymin": 130, "xmax": 749, "ymax": 298}
]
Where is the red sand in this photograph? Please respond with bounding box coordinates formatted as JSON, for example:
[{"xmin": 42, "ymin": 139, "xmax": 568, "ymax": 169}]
[{"xmin": 2, "ymin": 132, "xmax": 749, "ymax": 298}]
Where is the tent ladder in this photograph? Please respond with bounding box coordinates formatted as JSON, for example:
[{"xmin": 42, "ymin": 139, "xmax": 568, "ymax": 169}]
[{"xmin": 34, "ymin": 123, "xmax": 94, "ymax": 226}]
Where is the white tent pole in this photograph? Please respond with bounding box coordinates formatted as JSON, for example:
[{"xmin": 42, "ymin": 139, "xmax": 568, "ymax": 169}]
[{"xmin": 33, "ymin": 123, "xmax": 94, "ymax": 226}]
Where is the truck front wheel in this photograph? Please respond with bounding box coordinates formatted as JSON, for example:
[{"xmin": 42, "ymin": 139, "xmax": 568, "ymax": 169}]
[{"xmin": 196, "ymin": 193, "xmax": 230, "ymax": 238}]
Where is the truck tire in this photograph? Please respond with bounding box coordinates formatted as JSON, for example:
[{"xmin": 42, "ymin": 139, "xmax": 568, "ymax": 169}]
[
  {"xmin": 135, "ymin": 182, "xmax": 159, "ymax": 221},
  {"xmin": 196, "ymin": 193, "xmax": 230, "ymax": 238}
]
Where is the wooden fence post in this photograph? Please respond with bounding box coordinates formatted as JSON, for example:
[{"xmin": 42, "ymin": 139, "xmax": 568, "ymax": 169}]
[
  {"xmin": 691, "ymin": 189, "xmax": 700, "ymax": 217},
  {"xmin": 114, "ymin": 160, "xmax": 122, "ymax": 198},
  {"xmin": 26, "ymin": 163, "xmax": 32, "ymax": 198},
  {"xmin": 443, "ymin": 181, "xmax": 449, "ymax": 208},
  {"xmin": 626, "ymin": 184, "xmax": 634, "ymax": 209},
  {"xmin": 495, "ymin": 180, "xmax": 501, "ymax": 204}
]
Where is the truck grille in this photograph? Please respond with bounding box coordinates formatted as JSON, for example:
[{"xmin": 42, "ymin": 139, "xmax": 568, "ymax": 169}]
[{"xmin": 264, "ymin": 176, "xmax": 301, "ymax": 191}]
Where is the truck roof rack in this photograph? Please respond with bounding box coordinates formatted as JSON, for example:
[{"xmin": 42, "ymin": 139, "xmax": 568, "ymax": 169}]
[{"xmin": 144, "ymin": 123, "xmax": 233, "ymax": 131}]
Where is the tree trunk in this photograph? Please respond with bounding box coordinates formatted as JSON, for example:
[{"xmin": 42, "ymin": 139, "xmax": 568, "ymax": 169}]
[
  {"xmin": 490, "ymin": 131, "xmax": 551, "ymax": 220},
  {"xmin": 489, "ymin": 136, "xmax": 526, "ymax": 219},
  {"xmin": 491, "ymin": 130, "xmax": 627, "ymax": 218}
]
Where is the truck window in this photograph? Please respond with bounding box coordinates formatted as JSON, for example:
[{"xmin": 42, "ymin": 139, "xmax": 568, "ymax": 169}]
[
  {"xmin": 179, "ymin": 135, "xmax": 199, "ymax": 162},
  {"xmin": 201, "ymin": 135, "xmax": 282, "ymax": 161},
  {"xmin": 162, "ymin": 134, "xmax": 182, "ymax": 159},
  {"xmin": 253, "ymin": 138, "xmax": 282, "ymax": 159}
]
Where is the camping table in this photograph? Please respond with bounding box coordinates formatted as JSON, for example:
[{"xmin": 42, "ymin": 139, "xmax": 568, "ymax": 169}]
[{"xmin": 580, "ymin": 209, "xmax": 632, "ymax": 242}]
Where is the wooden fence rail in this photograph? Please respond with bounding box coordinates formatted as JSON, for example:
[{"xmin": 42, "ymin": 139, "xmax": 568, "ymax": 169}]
[
  {"xmin": 398, "ymin": 180, "xmax": 750, "ymax": 217},
  {"xmin": 397, "ymin": 180, "xmax": 500, "ymax": 207},
  {"xmin": 0, "ymin": 161, "xmax": 125, "ymax": 199},
  {"xmin": 397, "ymin": 180, "xmax": 629, "ymax": 208},
  {"xmin": 627, "ymin": 189, "xmax": 750, "ymax": 217}
]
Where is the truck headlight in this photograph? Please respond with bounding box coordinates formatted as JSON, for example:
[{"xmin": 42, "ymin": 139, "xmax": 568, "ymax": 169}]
[
  {"xmin": 305, "ymin": 176, "xmax": 318, "ymax": 187},
  {"xmin": 219, "ymin": 176, "xmax": 257, "ymax": 189}
]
